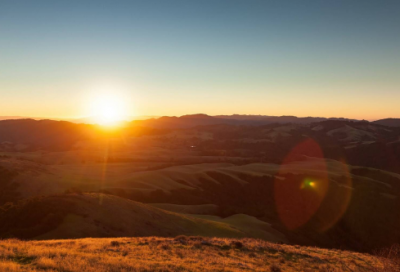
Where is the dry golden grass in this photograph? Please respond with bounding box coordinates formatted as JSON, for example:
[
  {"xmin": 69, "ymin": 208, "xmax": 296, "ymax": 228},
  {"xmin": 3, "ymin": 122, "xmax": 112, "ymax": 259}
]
[{"xmin": 0, "ymin": 237, "xmax": 388, "ymax": 272}]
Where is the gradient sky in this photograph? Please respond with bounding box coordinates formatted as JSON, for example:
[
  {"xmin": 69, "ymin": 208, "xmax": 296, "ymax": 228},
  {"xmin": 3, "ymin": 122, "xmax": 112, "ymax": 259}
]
[{"xmin": 1, "ymin": 0, "xmax": 399, "ymax": 120}]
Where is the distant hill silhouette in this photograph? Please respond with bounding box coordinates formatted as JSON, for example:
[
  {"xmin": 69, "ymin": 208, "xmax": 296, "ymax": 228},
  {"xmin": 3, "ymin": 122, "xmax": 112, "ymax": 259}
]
[
  {"xmin": 215, "ymin": 114, "xmax": 353, "ymax": 122},
  {"xmin": 0, "ymin": 114, "xmax": 377, "ymax": 128},
  {"xmin": 0, "ymin": 119, "xmax": 97, "ymax": 151},
  {"xmin": 0, "ymin": 116, "xmax": 45, "ymax": 121},
  {"xmin": 373, "ymin": 118, "xmax": 400, "ymax": 127},
  {"xmin": 133, "ymin": 114, "xmax": 358, "ymax": 128}
]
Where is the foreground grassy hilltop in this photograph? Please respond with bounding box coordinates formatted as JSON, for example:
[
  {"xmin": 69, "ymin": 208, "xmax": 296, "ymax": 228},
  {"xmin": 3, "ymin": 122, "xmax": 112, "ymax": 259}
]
[{"xmin": 0, "ymin": 237, "xmax": 391, "ymax": 272}]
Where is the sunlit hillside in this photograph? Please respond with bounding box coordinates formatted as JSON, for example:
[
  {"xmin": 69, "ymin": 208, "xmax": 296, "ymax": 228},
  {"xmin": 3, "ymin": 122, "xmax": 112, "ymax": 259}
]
[{"xmin": 0, "ymin": 237, "xmax": 392, "ymax": 272}]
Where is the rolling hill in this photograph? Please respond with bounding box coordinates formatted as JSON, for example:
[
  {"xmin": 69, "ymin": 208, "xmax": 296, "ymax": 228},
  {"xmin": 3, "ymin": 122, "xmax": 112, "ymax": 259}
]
[
  {"xmin": 1, "ymin": 118, "xmax": 400, "ymax": 174},
  {"xmin": 1, "ymin": 118, "xmax": 400, "ymax": 257},
  {"xmin": 0, "ymin": 193, "xmax": 286, "ymax": 242},
  {"xmin": 2, "ymin": 156, "xmax": 400, "ymax": 252}
]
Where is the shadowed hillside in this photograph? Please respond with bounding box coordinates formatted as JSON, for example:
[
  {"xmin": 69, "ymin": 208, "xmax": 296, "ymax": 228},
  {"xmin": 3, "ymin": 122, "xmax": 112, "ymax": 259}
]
[
  {"xmin": 0, "ymin": 193, "xmax": 285, "ymax": 242},
  {"xmin": 2, "ymin": 158, "xmax": 400, "ymax": 253}
]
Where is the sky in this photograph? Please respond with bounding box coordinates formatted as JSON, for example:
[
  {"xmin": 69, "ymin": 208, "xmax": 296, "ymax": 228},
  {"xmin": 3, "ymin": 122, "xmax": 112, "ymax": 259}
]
[{"xmin": 1, "ymin": 0, "xmax": 400, "ymax": 120}]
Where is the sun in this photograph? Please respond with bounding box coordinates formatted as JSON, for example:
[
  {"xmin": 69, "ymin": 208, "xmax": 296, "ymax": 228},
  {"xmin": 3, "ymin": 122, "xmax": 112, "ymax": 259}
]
[{"xmin": 90, "ymin": 93, "xmax": 127, "ymax": 126}]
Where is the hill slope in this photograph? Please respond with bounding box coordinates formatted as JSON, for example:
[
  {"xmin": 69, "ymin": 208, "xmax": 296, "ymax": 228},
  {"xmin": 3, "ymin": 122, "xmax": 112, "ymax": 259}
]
[
  {"xmin": 0, "ymin": 193, "xmax": 285, "ymax": 242},
  {"xmin": 0, "ymin": 237, "xmax": 388, "ymax": 272},
  {"xmin": 3, "ymin": 158, "xmax": 400, "ymax": 252}
]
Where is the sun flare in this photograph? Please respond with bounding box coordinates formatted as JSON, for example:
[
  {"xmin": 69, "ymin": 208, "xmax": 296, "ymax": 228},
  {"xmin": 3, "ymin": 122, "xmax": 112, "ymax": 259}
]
[{"xmin": 90, "ymin": 93, "xmax": 127, "ymax": 126}]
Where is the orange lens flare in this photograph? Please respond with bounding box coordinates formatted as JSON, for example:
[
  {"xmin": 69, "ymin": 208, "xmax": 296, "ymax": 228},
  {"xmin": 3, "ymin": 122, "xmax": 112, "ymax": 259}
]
[
  {"xmin": 274, "ymin": 138, "xmax": 352, "ymax": 232},
  {"xmin": 301, "ymin": 179, "xmax": 316, "ymax": 189}
]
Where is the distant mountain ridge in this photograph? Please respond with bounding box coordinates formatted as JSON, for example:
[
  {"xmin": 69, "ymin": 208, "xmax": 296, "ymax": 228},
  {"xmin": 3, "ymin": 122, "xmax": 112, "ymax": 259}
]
[
  {"xmin": 133, "ymin": 114, "xmax": 359, "ymax": 129},
  {"xmin": 214, "ymin": 114, "xmax": 354, "ymax": 122},
  {"xmin": 373, "ymin": 118, "xmax": 400, "ymax": 127},
  {"xmin": 2, "ymin": 114, "xmax": 398, "ymax": 128}
]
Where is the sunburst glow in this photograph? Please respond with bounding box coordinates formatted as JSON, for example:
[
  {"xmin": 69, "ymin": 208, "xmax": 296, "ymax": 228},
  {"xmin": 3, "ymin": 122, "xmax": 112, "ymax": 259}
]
[{"xmin": 90, "ymin": 93, "xmax": 127, "ymax": 126}]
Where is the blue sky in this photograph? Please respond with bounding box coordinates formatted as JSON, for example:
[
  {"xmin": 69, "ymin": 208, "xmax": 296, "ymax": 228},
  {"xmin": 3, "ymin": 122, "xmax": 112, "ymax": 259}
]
[{"xmin": 1, "ymin": 0, "xmax": 399, "ymax": 119}]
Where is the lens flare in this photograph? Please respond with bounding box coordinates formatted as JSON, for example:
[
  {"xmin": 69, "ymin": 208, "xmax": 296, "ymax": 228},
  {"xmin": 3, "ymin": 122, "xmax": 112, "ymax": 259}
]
[
  {"xmin": 274, "ymin": 138, "xmax": 352, "ymax": 232},
  {"xmin": 302, "ymin": 179, "xmax": 316, "ymax": 189}
]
